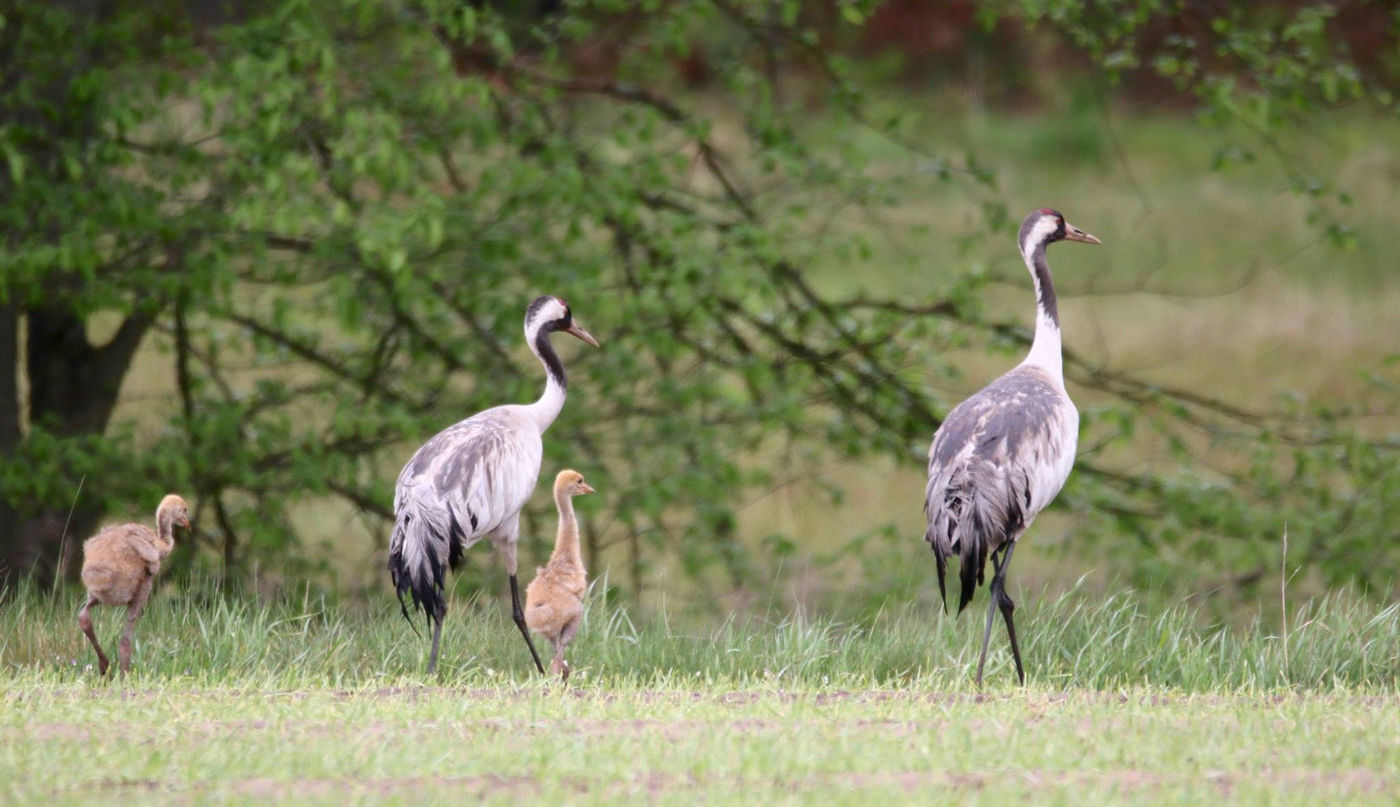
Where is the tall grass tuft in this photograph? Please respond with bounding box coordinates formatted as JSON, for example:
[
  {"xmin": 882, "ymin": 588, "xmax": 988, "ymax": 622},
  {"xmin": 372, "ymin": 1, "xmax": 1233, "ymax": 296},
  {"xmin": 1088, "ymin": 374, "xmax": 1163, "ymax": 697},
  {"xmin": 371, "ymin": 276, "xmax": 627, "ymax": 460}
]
[{"xmin": 2, "ymin": 574, "xmax": 1395, "ymax": 692}]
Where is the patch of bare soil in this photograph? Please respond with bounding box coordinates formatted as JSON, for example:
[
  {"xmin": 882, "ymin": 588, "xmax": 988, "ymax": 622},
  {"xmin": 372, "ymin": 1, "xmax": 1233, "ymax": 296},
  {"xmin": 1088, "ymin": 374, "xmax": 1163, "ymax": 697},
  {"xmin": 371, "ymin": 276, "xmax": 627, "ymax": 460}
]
[
  {"xmin": 226, "ymin": 774, "xmax": 549, "ymax": 799},
  {"xmin": 56, "ymin": 767, "xmax": 1394, "ymax": 800},
  {"xmin": 13, "ymin": 685, "xmax": 1399, "ymax": 712}
]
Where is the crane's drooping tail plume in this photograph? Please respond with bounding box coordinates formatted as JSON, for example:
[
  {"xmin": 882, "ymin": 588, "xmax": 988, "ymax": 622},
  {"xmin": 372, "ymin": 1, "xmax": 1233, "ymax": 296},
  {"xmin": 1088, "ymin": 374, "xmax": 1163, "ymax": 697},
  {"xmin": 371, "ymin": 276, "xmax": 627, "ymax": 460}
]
[
  {"xmin": 926, "ymin": 460, "xmax": 1027, "ymax": 614},
  {"xmin": 388, "ymin": 493, "xmax": 466, "ymax": 633}
]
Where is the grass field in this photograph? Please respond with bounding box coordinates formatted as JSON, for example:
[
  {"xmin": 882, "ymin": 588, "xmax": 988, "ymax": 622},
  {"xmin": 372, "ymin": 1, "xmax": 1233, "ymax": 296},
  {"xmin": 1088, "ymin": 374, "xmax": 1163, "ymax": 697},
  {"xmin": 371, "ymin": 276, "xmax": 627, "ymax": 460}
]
[
  {"xmin": 8, "ymin": 686, "xmax": 1397, "ymax": 804},
  {"xmin": 3, "ymin": 584, "xmax": 1398, "ymax": 803}
]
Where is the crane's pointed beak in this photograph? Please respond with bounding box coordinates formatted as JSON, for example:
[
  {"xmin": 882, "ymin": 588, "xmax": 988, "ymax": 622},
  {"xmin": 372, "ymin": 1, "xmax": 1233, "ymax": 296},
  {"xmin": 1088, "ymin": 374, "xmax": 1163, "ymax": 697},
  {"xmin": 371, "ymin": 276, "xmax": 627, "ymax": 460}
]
[
  {"xmin": 1064, "ymin": 223, "xmax": 1101, "ymax": 245},
  {"xmin": 563, "ymin": 322, "xmax": 600, "ymax": 348},
  {"xmin": 580, "ymin": 483, "xmax": 596, "ymax": 495},
  {"xmin": 179, "ymin": 516, "xmax": 191, "ymax": 529}
]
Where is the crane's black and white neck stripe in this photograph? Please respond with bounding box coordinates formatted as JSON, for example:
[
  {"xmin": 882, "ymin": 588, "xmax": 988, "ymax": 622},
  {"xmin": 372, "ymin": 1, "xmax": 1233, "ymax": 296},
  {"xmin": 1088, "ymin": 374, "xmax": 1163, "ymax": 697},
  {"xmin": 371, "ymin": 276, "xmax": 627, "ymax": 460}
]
[
  {"xmin": 524, "ymin": 295, "xmax": 581, "ymax": 432},
  {"xmin": 1017, "ymin": 208, "xmax": 1099, "ymax": 379}
]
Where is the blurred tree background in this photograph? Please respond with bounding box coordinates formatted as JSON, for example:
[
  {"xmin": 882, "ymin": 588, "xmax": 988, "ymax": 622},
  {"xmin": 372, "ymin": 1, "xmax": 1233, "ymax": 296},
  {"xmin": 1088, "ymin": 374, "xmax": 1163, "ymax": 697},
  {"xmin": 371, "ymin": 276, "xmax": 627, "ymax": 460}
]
[{"xmin": 1, "ymin": 0, "xmax": 1396, "ymax": 617}]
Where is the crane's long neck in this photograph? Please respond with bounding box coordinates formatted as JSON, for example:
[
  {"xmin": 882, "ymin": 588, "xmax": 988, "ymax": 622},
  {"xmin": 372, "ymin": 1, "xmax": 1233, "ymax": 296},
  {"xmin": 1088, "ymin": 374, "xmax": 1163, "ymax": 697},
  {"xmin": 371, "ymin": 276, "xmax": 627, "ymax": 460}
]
[
  {"xmin": 154, "ymin": 507, "xmax": 178, "ymax": 558},
  {"xmin": 550, "ymin": 490, "xmax": 584, "ymax": 569},
  {"xmin": 526, "ymin": 328, "xmax": 567, "ymax": 433},
  {"xmin": 1020, "ymin": 242, "xmax": 1064, "ymax": 380}
]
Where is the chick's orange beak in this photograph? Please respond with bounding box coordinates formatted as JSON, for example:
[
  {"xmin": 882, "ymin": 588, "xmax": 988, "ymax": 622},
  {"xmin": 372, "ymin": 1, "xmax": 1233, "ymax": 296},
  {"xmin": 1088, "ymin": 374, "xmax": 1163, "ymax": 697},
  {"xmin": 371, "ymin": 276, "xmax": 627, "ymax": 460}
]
[{"xmin": 580, "ymin": 482, "xmax": 596, "ymax": 495}]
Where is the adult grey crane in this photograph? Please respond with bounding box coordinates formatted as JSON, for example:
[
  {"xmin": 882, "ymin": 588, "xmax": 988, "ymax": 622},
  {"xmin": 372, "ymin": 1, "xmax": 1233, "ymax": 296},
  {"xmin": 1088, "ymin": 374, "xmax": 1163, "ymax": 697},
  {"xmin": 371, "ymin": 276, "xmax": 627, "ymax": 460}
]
[
  {"xmin": 389, "ymin": 295, "xmax": 599, "ymax": 674},
  {"xmin": 924, "ymin": 208, "xmax": 1100, "ymax": 685}
]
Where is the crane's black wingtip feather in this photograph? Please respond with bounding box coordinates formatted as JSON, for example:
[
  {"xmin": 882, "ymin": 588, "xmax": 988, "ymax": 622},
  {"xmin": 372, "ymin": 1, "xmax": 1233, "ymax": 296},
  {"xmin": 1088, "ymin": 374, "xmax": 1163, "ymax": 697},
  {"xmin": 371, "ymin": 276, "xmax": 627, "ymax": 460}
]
[
  {"xmin": 955, "ymin": 533, "xmax": 987, "ymax": 614},
  {"xmin": 934, "ymin": 551, "xmax": 949, "ymax": 614},
  {"xmin": 956, "ymin": 587, "xmax": 974, "ymax": 614},
  {"xmin": 388, "ymin": 543, "xmax": 444, "ymax": 640},
  {"xmin": 394, "ymin": 590, "xmax": 423, "ymax": 639}
]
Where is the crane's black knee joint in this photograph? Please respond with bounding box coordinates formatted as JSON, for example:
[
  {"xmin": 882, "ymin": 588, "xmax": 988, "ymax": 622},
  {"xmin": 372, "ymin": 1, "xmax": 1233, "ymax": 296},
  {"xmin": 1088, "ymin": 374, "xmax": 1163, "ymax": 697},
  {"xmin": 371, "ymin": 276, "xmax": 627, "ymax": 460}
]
[{"xmin": 996, "ymin": 586, "xmax": 1015, "ymax": 612}]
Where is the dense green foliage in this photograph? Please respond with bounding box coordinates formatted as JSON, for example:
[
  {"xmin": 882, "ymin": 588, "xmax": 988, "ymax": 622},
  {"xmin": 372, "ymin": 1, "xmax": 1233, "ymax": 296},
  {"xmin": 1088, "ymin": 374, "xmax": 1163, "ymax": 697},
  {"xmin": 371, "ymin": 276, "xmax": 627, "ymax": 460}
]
[{"xmin": 0, "ymin": 0, "xmax": 1395, "ymax": 608}]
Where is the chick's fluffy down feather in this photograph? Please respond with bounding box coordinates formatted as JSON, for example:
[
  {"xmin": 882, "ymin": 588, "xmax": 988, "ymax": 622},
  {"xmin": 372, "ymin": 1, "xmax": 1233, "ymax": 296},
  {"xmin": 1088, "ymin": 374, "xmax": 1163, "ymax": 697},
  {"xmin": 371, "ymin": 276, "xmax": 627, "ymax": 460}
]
[{"xmin": 524, "ymin": 563, "xmax": 585, "ymax": 640}]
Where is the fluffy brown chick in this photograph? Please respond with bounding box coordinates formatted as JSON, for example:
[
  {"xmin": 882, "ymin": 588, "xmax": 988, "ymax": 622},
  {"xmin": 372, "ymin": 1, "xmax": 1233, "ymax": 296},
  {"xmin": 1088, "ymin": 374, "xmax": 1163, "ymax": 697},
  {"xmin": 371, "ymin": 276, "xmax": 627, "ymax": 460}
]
[
  {"xmin": 78, "ymin": 494, "xmax": 190, "ymax": 675},
  {"xmin": 524, "ymin": 470, "xmax": 594, "ymax": 680}
]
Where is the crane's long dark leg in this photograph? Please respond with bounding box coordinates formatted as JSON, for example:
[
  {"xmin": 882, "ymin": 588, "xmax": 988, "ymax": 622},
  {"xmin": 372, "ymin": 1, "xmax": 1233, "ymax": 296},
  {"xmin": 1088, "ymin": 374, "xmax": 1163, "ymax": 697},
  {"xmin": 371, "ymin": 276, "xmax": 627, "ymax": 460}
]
[
  {"xmin": 995, "ymin": 541, "xmax": 1026, "ymax": 685},
  {"xmin": 427, "ymin": 616, "xmax": 443, "ymax": 674},
  {"xmin": 494, "ymin": 535, "xmax": 545, "ymax": 675},
  {"xmin": 975, "ymin": 542, "xmax": 1026, "ymax": 686},
  {"xmin": 77, "ymin": 594, "xmax": 110, "ymax": 676},
  {"xmin": 509, "ymin": 574, "xmax": 546, "ymax": 675},
  {"xmin": 975, "ymin": 556, "xmax": 1001, "ymax": 686}
]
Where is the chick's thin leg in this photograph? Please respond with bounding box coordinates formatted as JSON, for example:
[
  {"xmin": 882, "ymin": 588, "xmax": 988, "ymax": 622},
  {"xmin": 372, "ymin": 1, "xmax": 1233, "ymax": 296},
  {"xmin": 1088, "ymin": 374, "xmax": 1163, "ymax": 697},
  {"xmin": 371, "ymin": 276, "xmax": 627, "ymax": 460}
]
[
  {"xmin": 77, "ymin": 595, "xmax": 109, "ymax": 675},
  {"xmin": 118, "ymin": 576, "xmax": 153, "ymax": 675},
  {"xmin": 553, "ymin": 614, "xmax": 583, "ymax": 681}
]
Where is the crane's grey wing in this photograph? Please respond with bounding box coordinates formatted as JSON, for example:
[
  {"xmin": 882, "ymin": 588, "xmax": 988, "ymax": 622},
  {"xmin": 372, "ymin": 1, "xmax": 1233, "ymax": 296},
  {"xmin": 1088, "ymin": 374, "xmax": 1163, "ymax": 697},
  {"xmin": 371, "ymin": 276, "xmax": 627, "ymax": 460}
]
[
  {"xmin": 388, "ymin": 408, "xmax": 543, "ymax": 626},
  {"xmin": 924, "ymin": 367, "xmax": 1077, "ymax": 612}
]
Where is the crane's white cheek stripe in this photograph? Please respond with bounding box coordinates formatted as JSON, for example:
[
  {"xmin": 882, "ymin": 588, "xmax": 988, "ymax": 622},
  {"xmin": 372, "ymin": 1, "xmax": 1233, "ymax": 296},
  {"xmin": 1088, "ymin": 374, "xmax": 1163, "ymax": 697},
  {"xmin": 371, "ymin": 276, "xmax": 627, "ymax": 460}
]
[{"xmin": 1019, "ymin": 216, "xmax": 1060, "ymax": 258}]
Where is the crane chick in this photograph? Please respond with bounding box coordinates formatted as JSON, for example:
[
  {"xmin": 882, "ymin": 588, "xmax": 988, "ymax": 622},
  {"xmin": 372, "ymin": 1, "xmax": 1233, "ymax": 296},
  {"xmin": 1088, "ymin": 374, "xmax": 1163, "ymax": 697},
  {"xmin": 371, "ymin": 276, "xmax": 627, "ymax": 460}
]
[
  {"xmin": 524, "ymin": 470, "xmax": 594, "ymax": 680},
  {"xmin": 77, "ymin": 494, "xmax": 190, "ymax": 675}
]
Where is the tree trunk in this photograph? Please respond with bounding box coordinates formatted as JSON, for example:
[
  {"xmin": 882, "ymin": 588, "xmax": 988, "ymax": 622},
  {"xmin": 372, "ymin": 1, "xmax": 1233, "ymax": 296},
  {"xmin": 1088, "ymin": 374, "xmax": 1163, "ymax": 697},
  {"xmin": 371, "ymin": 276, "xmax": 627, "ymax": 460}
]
[
  {"xmin": 0, "ymin": 0, "xmax": 112, "ymax": 590},
  {"xmin": 0, "ymin": 306, "xmax": 154, "ymax": 588},
  {"xmin": 0, "ymin": 305, "xmax": 31, "ymax": 589}
]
